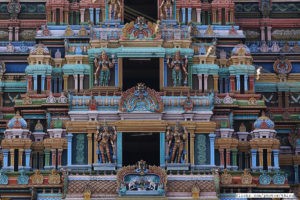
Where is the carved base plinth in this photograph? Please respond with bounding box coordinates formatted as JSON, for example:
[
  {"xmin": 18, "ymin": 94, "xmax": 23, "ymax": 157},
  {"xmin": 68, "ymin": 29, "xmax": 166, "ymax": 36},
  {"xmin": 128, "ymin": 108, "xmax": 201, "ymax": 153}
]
[
  {"xmin": 166, "ymin": 163, "xmax": 190, "ymax": 171},
  {"xmin": 104, "ymin": 19, "xmax": 121, "ymax": 25},
  {"xmin": 192, "ymin": 165, "xmax": 216, "ymax": 171},
  {"xmin": 92, "ymin": 86, "xmax": 120, "ymax": 94},
  {"xmin": 93, "ymin": 163, "xmax": 116, "ymax": 171},
  {"xmin": 68, "ymin": 165, "xmax": 92, "ymax": 171},
  {"xmin": 161, "ymin": 20, "xmax": 177, "ymax": 25}
]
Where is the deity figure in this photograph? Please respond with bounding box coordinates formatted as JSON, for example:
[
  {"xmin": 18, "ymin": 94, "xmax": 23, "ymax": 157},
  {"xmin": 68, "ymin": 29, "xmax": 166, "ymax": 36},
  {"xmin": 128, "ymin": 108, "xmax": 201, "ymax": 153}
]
[
  {"xmin": 166, "ymin": 123, "xmax": 188, "ymax": 163},
  {"xmin": 271, "ymin": 41, "xmax": 280, "ymax": 53},
  {"xmin": 6, "ymin": 41, "xmax": 15, "ymax": 53},
  {"xmin": 160, "ymin": 0, "xmax": 174, "ymax": 20},
  {"xmin": 259, "ymin": 41, "xmax": 269, "ymax": 53},
  {"xmin": 167, "ymin": 51, "xmax": 188, "ymax": 86},
  {"xmin": 108, "ymin": 0, "xmax": 121, "ymax": 20},
  {"xmin": 94, "ymin": 51, "xmax": 115, "ymax": 86},
  {"xmin": 96, "ymin": 123, "xmax": 117, "ymax": 163}
]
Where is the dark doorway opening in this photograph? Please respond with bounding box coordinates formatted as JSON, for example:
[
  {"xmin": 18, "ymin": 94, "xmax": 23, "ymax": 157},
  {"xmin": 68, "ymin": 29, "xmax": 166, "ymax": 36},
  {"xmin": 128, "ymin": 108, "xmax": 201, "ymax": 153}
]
[
  {"xmin": 123, "ymin": 58, "xmax": 159, "ymax": 91},
  {"xmin": 263, "ymin": 149, "xmax": 268, "ymax": 171},
  {"xmin": 123, "ymin": 133, "xmax": 160, "ymax": 166},
  {"xmin": 124, "ymin": 0, "xmax": 157, "ymax": 23}
]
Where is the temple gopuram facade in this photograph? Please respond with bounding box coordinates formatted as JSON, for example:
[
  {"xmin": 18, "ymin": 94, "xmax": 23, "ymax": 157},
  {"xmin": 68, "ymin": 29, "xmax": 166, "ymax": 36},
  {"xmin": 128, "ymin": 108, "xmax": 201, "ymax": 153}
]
[{"xmin": 0, "ymin": 0, "xmax": 300, "ymax": 199}]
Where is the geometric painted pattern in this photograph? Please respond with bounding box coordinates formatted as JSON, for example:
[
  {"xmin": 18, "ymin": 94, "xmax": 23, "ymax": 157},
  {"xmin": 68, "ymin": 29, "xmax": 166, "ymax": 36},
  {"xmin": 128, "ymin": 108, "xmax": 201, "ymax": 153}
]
[{"xmin": 167, "ymin": 180, "xmax": 215, "ymax": 192}]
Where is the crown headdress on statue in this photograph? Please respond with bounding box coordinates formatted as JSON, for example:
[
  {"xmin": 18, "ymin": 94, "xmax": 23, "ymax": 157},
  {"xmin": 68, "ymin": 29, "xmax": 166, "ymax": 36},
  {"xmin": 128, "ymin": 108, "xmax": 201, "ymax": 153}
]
[{"xmin": 136, "ymin": 83, "xmax": 146, "ymax": 90}]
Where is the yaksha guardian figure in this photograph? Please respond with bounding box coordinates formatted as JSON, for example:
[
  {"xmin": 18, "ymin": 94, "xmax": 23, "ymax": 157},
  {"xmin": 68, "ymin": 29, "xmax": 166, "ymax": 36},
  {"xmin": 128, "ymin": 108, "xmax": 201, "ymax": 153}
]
[
  {"xmin": 108, "ymin": 0, "xmax": 121, "ymax": 20},
  {"xmin": 167, "ymin": 51, "xmax": 188, "ymax": 86},
  {"xmin": 96, "ymin": 123, "xmax": 117, "ymax": 163},
  {"xmin": 160, "ymin": 0, "xmax": 174, "ymax": 20},
  {"xmin": 94, "ymin": 51, "xmax": 115, "ymax": 86},
  {"xmin": 166, "ymin": 122, "xmax": 188, "ymax": 163}
]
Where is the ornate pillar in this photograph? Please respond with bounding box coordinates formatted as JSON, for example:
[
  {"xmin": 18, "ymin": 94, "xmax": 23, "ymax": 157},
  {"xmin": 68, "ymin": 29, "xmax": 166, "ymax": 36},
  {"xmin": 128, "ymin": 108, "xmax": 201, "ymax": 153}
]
[
  {"xmin": 117, "ymin": 132, "xmax": 122, "ymax": 168},
  {"xmin": 67, "ymin": 133, "xmax": 73, "ymax": 166},
  {"xmin": 209, "ymin": 133, "xmax": 216, "ymax": 166},
  {"xmin": 249, "ymin": 75, "xmax": 254, "ymax": 92},
  {"xmin": 236, "ymin": 75, "xmax": 240, "ymax": 92},
  {"xmin": 79, "ymin": 74, "xmax": 84, "ymax": 91},
  {"xmin": 51, "ymin": 149, "xmax": 56, "ymax": 167},
  {"xmin": 95, "ymin": 8, "xmax": 100, "ymax": 24},
  {"xmin": 47, "ymin": 75, "xmax": 51, "ymax": 91},
  {"xmin": 267, "ymin": 26, "xmax": 272, "ymax": 41},
  {"xmin": 258, "ymin": 149, "xmax": 263, "ymax": 168},
  {"xmin": 231, "ymin": 149, "xmax": 238, "ymax": 167},
  {"xmin": 10, "ymin": 149, "xmax": 14, "ymax": 167},
  {"xmin": 52, "ymin": 8, "xmax": 56, "ymax": 23},
  {"xmin": 218, "ymin": 9, "xmax": 222, "ymax": 24},
  {"xmin": 244, "ymin": 74, "xmax": 248, "ymax": 92},
  {"xmin": 33, "ymin": 75, "xmax": 37, "ymax": 91},
  {"xmin": 27, "ymin": 76, "xmax": 32, "ymax": 91},
  {"xmin": 230, "ymin": 9, "xmax": 234, "ymax": 23},
  {"xmin": 53, "ymin": 78, "xmax": 57, "ymax": 93},
  {"xmin": 204, "ymin": 75, "xmax": 208, "ymax": 91},
  {"xmin": 41, "ymin": 75, "xmax": 45, "ymax": 91},
  {"xmin": 219, "ymin": 148, "xmax": 224, "ymax": 167},
  {"xmin": 160, "ymin": 132, "xmax": 165, "ymax": 167},
  {"xmin": 47, "ymin": 9, "xmax": 51, "ymax": 22},
  {"xmin": 18, "ymin": 149, "xmax": 24, "ymax": 168},
  {"xmin": 273, "ymin": 149, "xmax": 279, "ymax": 169},
  {"xmin": 15, "ymin": 27, "xmax": 19, "ymax": 41},
  {"xmin": 60, "ymin": 9, "xmax": 63, "ymax": 24},
  {"xmin": 64, "ymin": 11, "xmax": 69, "ymax": 24},
  {"xmin": 267, "ymin": 149, "xmax": 272, "ymax": 168},
  {"xmin": 213, "ymin": 75, "xmax": 219, "ymax": 92},
  {"xmin": 75, "ymin": 11, "xmax": 80, "ymax": 24},
  {"xmin": 25, "ymin": 149, "xmax": 31, "ymax": 169},
  {"xmin": 176, "ymin": 8, "xmax": 180, "ymax": 22},
  {"xmin": 3, "ymin": 149, "xmax": 9, "ymax": 168},
  {"xmin": 230, "ymin": 76, "xmax": 235, "ymax": 92},
  {"xmin": 196, "ymin": 8, "xmax": 201, "ymax": 23},
  {"xmin": 294, "ymin": 165, "xmax": 299, "ymax": 184},
  {"xmin": 189, "ymin": 131, "xmax": 195, "ymax": 165},
  {"xmin": 226, "ymin": 149, "xmax": 231, "ymax": 167},
  {"xmin": 198, "ymin": 74, "xmax": 202, "ymax": 92},
  {"xmin": 74, "ymin": 74, "xmax": 78, "ymax": 91},
  {"xmin": 80, "ymin": 8, "xmax": 85, "ymax": 23},
  {"xmin": 63, "ymin": 75, "xmax": 68, "ymax": 91},
  {"xmin": 225, "ymin": 8, "xmax": 229, "ymax": 24},
  {"xmin": 94, "ymin": 132, "xmax": 98, "ymax": 164},
  {"xmin": 57, "ymin": 149, "xmax": 63, "ymax": 167},
  {"xmin": 225, "ymin": 77, "xmax": 229, "ymax": 93},
  {"xmin": 87, "ymin": 133, "xmax": 93, "ymax": 165},
  {"xmin": 89, "ymin": 8, "xmax": 94, "ymax": 24},
  {"xmin": 260, "ymin": 26, "xmax": 265, "ymax": 41},
  {"xmin": 251, "ymin": 149, "xmax": 257, "ymax": 169},
  {"xmin": 181, "ymin": 8, "xmax": 186, "ymax": 24},
  {"xmin": 44, "ymin": 149, "xmax": 50, "ymax": 167},
  {"xmin": 8, "ymin": 26, "xmax": 13, "ymax": 41},
  {"xmin": 212, "ymin": 9, "xmax": 216, "ymax": 24},
  {"xmin": 187, "ymin": 8, "xmax": 192, "ymax": 23},
  {"xmin": 59, "ymin": 77, "xmax": 63, "ymax": 92}
]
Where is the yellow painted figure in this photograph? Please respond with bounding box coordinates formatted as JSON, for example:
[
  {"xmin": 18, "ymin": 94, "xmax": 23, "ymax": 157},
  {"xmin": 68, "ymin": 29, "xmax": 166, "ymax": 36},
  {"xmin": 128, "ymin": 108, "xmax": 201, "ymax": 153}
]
[
  {"xmin": 160, "ymin": 0, "xmax": 174, "ymax": 20},
  {"xmin": 108, "ymin": 0, "xmax": 121, "ymax": 20},
  {"xmin": 166, "ymin": 123, "xmax": 187, "ymax": 163},
  {"xmin": 96, "ymin": 124, "xmax": 117, "ymax": 163}
]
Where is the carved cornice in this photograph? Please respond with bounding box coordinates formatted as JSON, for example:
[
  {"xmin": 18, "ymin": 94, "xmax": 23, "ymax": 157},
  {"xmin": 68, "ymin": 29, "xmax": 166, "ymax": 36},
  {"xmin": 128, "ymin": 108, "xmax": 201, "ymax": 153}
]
[
  {"xmin": 1, "ymin": 138, "xmax": 32, "ymax": 149},
  {"xmin": 249, "ymin": 138, "xmax": 280, "ymax": 149}
]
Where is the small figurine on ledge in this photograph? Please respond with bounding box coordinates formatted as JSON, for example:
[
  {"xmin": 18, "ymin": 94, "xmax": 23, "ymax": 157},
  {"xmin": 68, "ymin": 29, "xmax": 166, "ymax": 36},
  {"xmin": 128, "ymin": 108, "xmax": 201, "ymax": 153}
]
[
  {"xmin": 167, "ymin": 51, "xmax": 188, "ymax": 86},
  {"xmin": 94, "ymin": 51, "xmax": 115, "ymax": 86}
]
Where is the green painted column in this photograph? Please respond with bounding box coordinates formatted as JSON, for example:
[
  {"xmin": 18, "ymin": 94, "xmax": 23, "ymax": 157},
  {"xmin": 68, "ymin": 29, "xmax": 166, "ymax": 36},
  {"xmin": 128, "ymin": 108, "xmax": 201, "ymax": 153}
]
[
  {"xmin": 44, "ymin": 149, "xmax": 50, "ymax": 167},
  {"xmin": 70, "ymin": 12, "xmax": 74, "ymax": 25},
  {"xmin": 231, "ymin": 149, "xmax": 238, "ymax": 166},
  {"xmin": 195, "ymin": 134, "xmax": 207, "ymax": 165}
]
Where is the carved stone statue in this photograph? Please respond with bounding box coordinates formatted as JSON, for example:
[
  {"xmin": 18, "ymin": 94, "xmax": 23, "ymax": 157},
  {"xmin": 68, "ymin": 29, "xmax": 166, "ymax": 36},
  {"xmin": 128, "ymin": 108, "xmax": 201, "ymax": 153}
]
[
  {"xmin": 160, "ymin": 0, "xmax": 174, "ymax": 20},
  {"xmin": 94, "ymin": 51, "xmax": 115, "ymax": 86},
  {"xmin": 108, "ymin": 0, "xmax": 121, "ymax": 20},
  {"xmin": 167, "ymin": 51, "xmax": 188, "ymax": 86},
  {"xmin": 96, "ymin": 123, "xmax": 117, "ymax": 163},
  {"xmin": 166, "ymin": 122, "xmax": 188, "ymax": 163}
]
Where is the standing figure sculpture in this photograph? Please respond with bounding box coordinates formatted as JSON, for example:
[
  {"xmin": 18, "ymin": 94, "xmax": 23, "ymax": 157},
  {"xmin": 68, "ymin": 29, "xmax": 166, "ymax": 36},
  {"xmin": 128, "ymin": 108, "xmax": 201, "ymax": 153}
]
[
  {"xmin": 94, "ymin": 51, "xmax": 115, "ymax": 86},
  {"xmin": 96, "ymin": 123, "xmax": 117, "ymax": 163},
  {"xmin": 166, "ymin": 123, "xmax": 188, "ymax": 163},
  {"xmin": 108, "ymin": 0, "xmax": 121, "ymax": 20},
  {"xmin": 167, "ymin": 51, "xmax": 188, "ymax": 86},
  {"xmin": 160, "ymin": 0, "xmax": 174, "ymax": 20}
]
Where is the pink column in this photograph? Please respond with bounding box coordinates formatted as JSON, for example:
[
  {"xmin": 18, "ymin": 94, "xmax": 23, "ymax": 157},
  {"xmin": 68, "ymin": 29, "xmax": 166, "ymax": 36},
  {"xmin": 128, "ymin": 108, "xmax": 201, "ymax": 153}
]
[
  {"xmin": 267, "ymin": 26, "xmax": 272, "ymax": 41},
  {"xmin": 260, "ymin": 26, "xmax": 265, "ymax": 41},
  {"xmin": 15, "ymin": 27, "xmax": 19, "ymax": 41},
  {"xmin": 198, "ymin": 74, "xmax": 203, "ymax": 92},
  {"xmin": 8, "ymin": 26, "xmax": 13, "ymax": 41}
]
